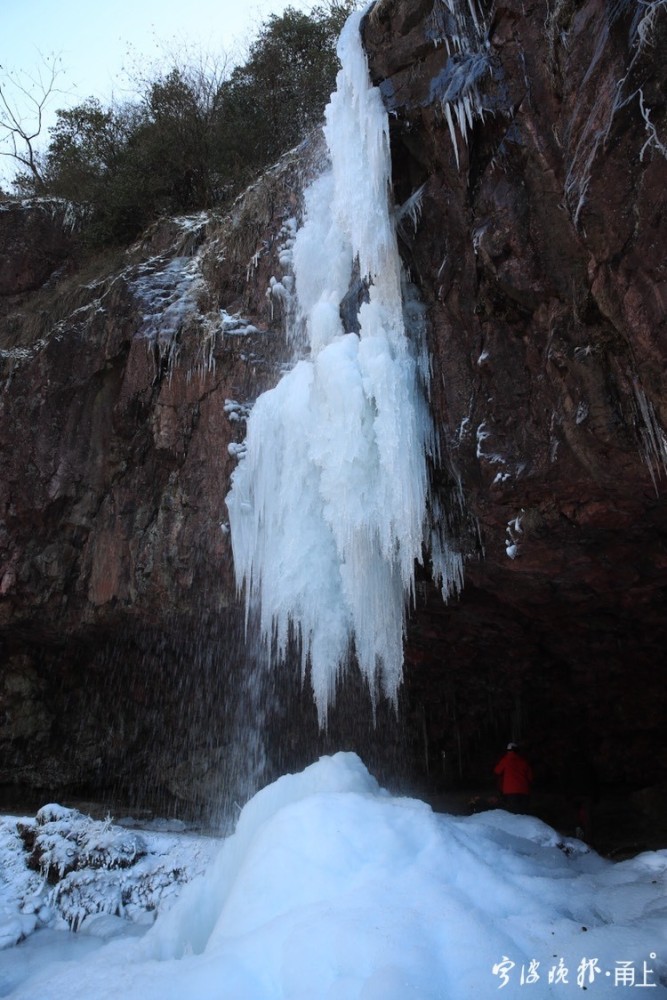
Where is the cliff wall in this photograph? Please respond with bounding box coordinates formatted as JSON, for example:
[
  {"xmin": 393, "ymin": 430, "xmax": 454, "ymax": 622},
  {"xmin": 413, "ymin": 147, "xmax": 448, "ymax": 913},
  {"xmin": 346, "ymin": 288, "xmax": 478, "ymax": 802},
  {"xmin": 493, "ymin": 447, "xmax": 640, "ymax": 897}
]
[
  {"xmin": 1, "ymin": 0, "xmax": 666, "ymax": 817},
  {"xmin": 363, "ymin": 0, "xmax": 667, "ymax": 789}
]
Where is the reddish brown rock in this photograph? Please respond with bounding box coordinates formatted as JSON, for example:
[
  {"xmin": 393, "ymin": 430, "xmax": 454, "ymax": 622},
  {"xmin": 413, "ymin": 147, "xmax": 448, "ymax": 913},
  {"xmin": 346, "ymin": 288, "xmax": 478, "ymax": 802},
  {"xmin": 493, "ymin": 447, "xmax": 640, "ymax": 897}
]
[
  {"xmin": 0, "ymin": 155, "xmax": 310, "ymax": 813},
  {"xmin": 363, "ymin": 0, "xmax": 667, "ymax": 793},
  {"xmin": 1, "ymin": 2, "xmax": 666, "ymax": 825},
  {"xmin": 0, "ymin": 198, "xmax": 82, "ymax": 295}
]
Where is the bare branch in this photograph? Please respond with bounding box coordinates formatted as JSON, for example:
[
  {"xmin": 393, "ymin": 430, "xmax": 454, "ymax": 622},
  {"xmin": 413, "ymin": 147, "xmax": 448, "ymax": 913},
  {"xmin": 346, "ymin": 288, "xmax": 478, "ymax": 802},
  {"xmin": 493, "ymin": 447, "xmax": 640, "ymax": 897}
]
[{"xmin": 0, "ymin": 52, "xmax": 66, "ymax": 190}]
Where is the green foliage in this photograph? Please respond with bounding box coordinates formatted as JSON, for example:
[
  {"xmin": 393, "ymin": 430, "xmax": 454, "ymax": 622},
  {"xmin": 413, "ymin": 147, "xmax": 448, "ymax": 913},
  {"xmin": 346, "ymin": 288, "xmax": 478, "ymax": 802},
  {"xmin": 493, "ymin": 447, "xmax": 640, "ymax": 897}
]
[
  {"xmin": 216, "ymin": 4, "xmax": 353, "ymax": 186},
  {"xmin": 41, "ymin": 98, "xmax": 151, "ymax": 243},
  {"xmin": 13, "ymin": 1, "xmax": 358, "ymax": 247}
]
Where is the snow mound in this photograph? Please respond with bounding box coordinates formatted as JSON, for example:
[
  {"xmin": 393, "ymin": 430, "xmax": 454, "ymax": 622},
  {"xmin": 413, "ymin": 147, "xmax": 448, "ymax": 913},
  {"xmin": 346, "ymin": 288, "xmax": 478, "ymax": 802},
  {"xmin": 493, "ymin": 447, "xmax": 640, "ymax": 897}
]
[{"xmin": 6, "ymin": 752, "xmax": 665, "ymax": 999}]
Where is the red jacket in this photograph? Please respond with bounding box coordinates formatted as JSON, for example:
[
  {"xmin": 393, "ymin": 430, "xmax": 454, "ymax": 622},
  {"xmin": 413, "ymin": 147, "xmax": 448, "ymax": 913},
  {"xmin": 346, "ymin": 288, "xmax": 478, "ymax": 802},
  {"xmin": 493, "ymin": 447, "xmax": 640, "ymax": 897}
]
[{"xmin": 494, "ymin": 751, "xmax": 533, "ymax": 795}]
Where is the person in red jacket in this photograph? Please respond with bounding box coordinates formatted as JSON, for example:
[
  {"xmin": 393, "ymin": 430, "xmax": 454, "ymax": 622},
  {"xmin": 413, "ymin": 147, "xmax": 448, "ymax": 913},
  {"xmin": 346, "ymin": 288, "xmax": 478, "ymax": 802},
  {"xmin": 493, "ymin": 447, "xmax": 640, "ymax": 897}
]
[{"xmin": 494, "ymin": 742, "xmax": 533, "ymax": 813}]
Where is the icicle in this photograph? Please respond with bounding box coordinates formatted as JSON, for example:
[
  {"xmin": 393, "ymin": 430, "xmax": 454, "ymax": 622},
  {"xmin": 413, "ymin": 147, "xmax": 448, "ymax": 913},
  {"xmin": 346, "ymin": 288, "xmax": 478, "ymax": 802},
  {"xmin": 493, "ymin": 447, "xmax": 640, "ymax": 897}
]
[
  {"xmin": 396, "ymin": 185, "xmax": 426, "ymax": 235},
  {"xmin": 226, "ymin": 10, "xmax": 459, "ymax": 723},
  {"xmin": 444, "ymin": 102, "xmax": 460, "ymax": 168},
  {"xmin": 455, "ymin": 99, "xmax": 468, "ymax": 145},
  {"xmin": 463, "ymin": 92, "xmax": 474, "ymax": 132},
  {"xmin": 633, "ymin": 382, "xmax": 667, "ymax": 493}
]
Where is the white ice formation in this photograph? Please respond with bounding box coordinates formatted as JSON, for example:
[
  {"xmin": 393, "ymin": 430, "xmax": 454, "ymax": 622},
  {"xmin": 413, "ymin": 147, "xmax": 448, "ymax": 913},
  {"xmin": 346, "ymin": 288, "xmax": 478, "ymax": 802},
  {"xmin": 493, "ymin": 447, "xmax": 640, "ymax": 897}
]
[{"xmin": 226, "ymin": 11, "xmax": 463, "ymax": 723}]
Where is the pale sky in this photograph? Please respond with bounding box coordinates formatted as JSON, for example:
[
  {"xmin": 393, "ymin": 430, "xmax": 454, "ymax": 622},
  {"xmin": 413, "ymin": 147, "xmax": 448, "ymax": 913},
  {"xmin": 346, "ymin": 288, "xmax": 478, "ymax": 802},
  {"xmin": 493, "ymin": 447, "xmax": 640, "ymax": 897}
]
[{"xmin": 1, "ymin": 0, "xmax": 320, "ymax": 184}]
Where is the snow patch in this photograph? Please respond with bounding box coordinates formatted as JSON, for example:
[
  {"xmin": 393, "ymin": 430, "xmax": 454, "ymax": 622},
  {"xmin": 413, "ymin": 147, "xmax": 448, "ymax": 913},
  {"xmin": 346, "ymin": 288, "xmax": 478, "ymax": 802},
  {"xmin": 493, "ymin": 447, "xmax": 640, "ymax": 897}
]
[
  {"xmin": 220, "ymin": 310, "xmax": 260, "ymax": 337},
  {"xmin": 505, "ymin": 511, "xmax": 524, "ymax": 559},
  {"xmin": 0, "ymin": 808, "xmax": 218, "ymax": 948}
]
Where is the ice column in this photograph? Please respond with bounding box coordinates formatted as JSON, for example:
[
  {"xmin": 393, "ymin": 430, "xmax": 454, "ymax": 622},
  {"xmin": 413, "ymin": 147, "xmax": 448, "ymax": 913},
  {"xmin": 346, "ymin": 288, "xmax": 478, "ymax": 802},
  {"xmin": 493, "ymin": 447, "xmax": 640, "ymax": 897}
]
[{"xmin": 227, "ymin": 11, "xmax": 451, "ymax": 722}]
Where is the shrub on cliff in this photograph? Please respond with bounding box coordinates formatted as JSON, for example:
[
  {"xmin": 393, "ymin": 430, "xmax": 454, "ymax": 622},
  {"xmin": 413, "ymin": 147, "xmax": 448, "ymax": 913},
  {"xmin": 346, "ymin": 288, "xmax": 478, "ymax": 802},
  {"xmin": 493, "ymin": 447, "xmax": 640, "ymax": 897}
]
[{"xmin": 9, "ymin": 3, "xmax": 355, "ymax": 247}]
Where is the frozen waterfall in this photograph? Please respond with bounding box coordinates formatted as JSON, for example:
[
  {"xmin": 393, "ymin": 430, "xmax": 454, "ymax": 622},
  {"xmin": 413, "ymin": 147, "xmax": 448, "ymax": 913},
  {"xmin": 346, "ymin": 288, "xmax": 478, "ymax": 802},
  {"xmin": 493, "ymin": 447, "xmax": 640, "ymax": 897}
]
[{"xmin": 226, "ymin": 10, "xmax": 462, "ymax": 722}]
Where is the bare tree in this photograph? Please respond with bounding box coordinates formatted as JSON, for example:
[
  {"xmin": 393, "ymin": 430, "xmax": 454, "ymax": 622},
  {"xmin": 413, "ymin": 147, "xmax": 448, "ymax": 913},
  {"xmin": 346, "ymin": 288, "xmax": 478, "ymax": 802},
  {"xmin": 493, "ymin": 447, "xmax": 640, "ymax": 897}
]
[{"xmin": 0, "ymin": 53, "xmax": 65, "ymax": 191}]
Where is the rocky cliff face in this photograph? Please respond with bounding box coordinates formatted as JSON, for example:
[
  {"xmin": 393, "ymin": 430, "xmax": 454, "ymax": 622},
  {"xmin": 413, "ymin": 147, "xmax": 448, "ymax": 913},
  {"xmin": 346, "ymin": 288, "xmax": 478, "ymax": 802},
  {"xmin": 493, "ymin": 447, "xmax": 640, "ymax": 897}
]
[
  {"xmin": 363, "ymin": 0, "xmax": 667, "ymax": 790},
  {"xmin": 1, "ymin": 0, "xmax": 666, "ymax": 820},
  {"xmin": 0, "ymin": 152, "xmax": 318, "ymax": 814},
  {"xmin": 0, "ymin": 199, "xmax": 83, "ymax": 295}
]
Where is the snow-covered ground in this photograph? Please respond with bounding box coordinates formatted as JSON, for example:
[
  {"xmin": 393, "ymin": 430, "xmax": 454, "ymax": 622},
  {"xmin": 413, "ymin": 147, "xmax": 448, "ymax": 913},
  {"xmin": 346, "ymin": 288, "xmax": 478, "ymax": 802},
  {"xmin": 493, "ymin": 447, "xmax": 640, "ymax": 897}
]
[
  {"xmin": 0, "ymin": 802, "xmax": 219, "ymax": 996},
  {"xmin": 1, "ymin": 752, "xmax": 666, "ymax": 999}
]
